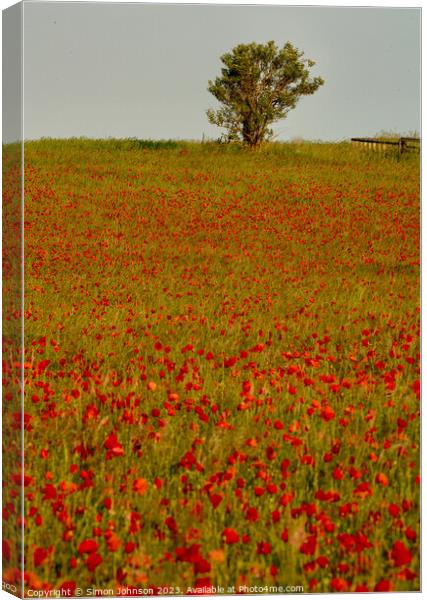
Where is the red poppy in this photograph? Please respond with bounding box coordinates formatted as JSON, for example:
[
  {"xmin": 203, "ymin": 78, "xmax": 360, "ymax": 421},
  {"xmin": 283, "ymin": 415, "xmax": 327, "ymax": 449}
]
[
  {"xmin": 300, "ymin": 535, "xmax": 317, "ymax": 556},
  {"xmin": 104, "ymin": 432, "xmax": 124, "ymax": 456},
  {"xmin": 246, "ymin": 507, "xmax": 259, "ymax": 522},
  {"xmin": 34, "ymin": 547, "xmax": 49, "ymax": 567},
  {"xmin": 222, "ymin": 528, "xmax": 239, "ymax": 544},
  {"xmin": 209, "ymin": 493, "xmax": 223, "ymax": 509},
  {"xmin": 133, "ymin": 478, "xmax": 149, "ymax": 495},
  {"xmin": 59, "ymin": 582, "xmax": 76, "ymax": 595},
  {"xmin": 78, "ymin": 539, "xmax": 98, "ymax": 555},
  {"xmin": 124, "ymin": 542, "xmax": 136, "ymax": 553},
  {"xmin": 86, "ymin": 553, "xmax": 103, "ymax": 572},
  {"xmin": 374, "ymin": 580, "xmax": 392, "ymax": 592},
  {"xmin": 391, "ymin": 541, "xmax": 412, "ymax": 567},
  {"xmin": 331, "ymin": 578, "xmax": 347, "ymax": 592},
  {"xmin": 256, "ymin": 541, "xmax": 271, "ymax": 555}
]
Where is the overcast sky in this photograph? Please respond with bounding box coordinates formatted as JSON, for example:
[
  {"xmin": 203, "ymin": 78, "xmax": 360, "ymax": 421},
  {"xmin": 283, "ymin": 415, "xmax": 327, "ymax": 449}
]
[{"xmin": 19, "ymin": 2, "xmax": 421, "ymax": 142}]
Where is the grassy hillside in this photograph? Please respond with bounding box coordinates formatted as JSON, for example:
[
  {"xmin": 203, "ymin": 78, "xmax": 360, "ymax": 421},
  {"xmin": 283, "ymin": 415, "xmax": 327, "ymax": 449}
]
[{"xmin": 3, "ymin": 139, "xmax": 420, "ymax": 594}]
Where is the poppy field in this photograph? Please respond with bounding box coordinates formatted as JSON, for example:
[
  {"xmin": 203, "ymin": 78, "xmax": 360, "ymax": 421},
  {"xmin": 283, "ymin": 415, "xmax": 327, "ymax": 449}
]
[{"xmin": 2, "ymin": 139, "xmax": 420, "ymax": 595}]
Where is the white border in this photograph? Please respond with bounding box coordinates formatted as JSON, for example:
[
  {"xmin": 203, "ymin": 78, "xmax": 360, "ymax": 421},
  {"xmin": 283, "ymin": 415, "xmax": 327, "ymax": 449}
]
[{"xmin": 0, "ymin": 3, "xmax": 423, "ymax": 600}]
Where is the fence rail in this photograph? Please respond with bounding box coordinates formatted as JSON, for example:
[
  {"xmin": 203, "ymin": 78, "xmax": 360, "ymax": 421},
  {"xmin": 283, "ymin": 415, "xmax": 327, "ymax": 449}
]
[{"xmin": 351, "ymin": 137, "xmax": 420, "ymax": 154}]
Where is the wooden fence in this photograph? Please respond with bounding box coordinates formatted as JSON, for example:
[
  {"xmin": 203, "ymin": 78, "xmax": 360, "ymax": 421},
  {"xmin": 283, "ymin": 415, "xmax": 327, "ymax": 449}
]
[{"xmin": 351, "ymin": 137, "xmax": 420, "ymax": 154}]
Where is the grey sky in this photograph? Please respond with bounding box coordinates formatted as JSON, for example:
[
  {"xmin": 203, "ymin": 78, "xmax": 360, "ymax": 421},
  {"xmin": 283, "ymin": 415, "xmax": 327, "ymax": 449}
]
[
  {"xmin": 22, "ymin": 2, "xmax": 420, "ymax": 142},
  {"xmin": 2, "ymin": 2, "xmax": 22, "ymax": 143}
]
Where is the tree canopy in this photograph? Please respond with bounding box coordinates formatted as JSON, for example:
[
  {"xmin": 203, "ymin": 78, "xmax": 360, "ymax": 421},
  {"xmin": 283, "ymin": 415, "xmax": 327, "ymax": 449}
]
[{"xmin": 207, "ymin": 41, "xmax": 324, "ymax": 147}]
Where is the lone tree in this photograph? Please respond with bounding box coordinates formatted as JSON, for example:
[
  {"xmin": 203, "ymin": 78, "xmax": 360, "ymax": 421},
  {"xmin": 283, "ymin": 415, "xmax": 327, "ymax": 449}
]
[{"xmin": 207, "ymin": 41, "xmax": 324, "ymax": 148}]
